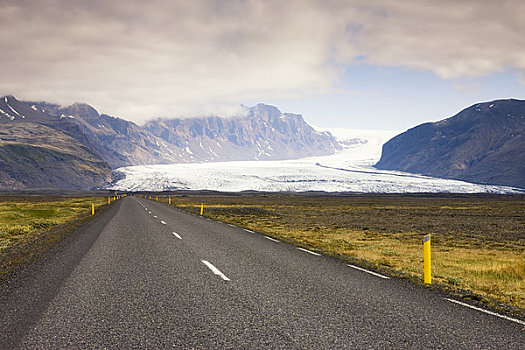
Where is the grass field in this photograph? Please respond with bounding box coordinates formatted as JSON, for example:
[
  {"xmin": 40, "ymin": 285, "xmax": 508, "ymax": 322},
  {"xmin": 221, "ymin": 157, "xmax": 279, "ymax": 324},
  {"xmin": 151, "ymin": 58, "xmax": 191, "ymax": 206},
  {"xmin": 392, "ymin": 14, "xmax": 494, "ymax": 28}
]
[
  {"xmin": 0, "ymin": 196, "xmax": 109, "ymax": 250},
  {"xmin": 0, "ymin": 195, "xmax": 113, "ymax": 276},
  {"xmin": 165, "ymin": 193, "xmax": 524, "ymax": 312}
]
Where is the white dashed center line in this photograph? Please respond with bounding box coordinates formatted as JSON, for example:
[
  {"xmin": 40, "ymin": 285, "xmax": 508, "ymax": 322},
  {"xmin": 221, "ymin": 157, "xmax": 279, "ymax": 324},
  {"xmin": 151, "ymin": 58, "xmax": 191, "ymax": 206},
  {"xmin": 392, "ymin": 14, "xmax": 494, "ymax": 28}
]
[
  {"xmin": 201, "ymin": 260, "xmax": 230, "ymax": 281},
  {"xmin": 297, "ymin": 247, "xmax": 321, "ymax": 256},
  {"xmin": 160, "ymin": 220, "xmax": 166, "ymax": 225},
  {"xmin": 153, "ymin": 215, "xmax": 157, "ymax": 218},
  {"xmin": 172, "ymin": 232, "xmax": 182, "ymax": 239},
  {"xmin": 264, "ymin": 236, "xmax": 280, "ymax": 242},
  {"xmin": 347, "ymin": 264, "xmax": 390, "ymax": 279}
]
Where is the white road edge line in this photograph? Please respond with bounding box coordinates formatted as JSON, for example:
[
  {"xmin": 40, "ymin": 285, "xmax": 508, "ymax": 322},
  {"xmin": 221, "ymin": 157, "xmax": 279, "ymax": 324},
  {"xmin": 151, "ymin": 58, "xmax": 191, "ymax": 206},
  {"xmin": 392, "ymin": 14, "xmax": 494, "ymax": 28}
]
[
  {"xmin": 347, "ymin": 264, "xmax": 390, "ymax": 279},
  {"xmin": 264, "ymin": 236, "xmax": 280, "ymax": 242},
  {"xmin": 445, "ymin": 298, "xmax": 525, "ymax": 325},
  {"xmin": 297, "ymin": 247, "xmax": 321, "ymax": 256},
  {"xmin": 227, "ymin": 224, "xmax": 236, "ymax": 227},
  {"xmin": 201, "ymin": 260, "xmax": 230, "ymax": 281},
  {"xmin": 243, "ymin": 229, "xmax": 254, "ymax": 233},
  {"xmin": 161, "ymin": 220, "xmax": 166, "ymax": 224},
  {"xmin": 172, "ymin": 232, "xmax": 182, "ymax": 239}
]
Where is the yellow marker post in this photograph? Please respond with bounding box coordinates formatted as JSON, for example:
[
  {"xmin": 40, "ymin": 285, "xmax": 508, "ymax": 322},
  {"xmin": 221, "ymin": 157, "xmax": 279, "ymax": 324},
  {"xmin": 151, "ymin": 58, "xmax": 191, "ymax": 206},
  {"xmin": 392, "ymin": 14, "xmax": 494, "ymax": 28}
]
[
  {"xmin": 168, "ymin": 198, "xmax": 171, "ymax": 205},
  {"xmin": 108, "ymin": 197, "xmax": 110, "ymax": 204},
  {"xmin": 424, "ymin": 234, "xmax": 431, "ymax": 284},
  {"xmin": 156, "ymin": 196, "xmax": 158, "ymax": 202},
  {"xmin": 200, "ymin": 203, "xmax": 204, "ymax": 216},
  {"xmin": 91, "ymin": 203, "xmax": 95, "ymax": 215}
]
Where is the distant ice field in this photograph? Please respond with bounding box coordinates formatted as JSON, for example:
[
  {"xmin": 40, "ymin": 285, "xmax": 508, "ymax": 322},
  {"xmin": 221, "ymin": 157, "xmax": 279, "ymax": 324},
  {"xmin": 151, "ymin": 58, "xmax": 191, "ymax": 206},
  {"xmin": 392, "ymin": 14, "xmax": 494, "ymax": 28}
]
[{"xmin": 109, "ymin": 129, "xmax": 522, "ymax": 194}]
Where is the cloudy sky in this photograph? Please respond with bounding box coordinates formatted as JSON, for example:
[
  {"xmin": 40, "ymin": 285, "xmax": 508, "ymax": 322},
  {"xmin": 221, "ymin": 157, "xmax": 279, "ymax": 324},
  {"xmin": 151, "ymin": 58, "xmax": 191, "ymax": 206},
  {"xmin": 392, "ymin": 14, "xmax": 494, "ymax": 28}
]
[{"xmin": 1, "ymin": 0, "xmax": 524, "ymax": 130}]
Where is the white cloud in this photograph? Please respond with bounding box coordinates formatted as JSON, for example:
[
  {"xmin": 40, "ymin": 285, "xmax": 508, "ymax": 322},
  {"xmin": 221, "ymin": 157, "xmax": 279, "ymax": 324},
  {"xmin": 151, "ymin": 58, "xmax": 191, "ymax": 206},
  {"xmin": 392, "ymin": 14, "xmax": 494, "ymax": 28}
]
[{"xmin": 0, "ymin": 0, "xmax": 523, "ymax": 122}]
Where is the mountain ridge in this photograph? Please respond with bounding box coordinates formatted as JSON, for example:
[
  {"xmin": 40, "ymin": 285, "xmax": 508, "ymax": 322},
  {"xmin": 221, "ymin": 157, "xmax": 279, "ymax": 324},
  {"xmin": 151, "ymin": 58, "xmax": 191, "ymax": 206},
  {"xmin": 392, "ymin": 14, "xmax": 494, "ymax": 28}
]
[
  {"xmin": 0, "ymin": 96, "xmax": 340, "ymax": 189},
  {"xmin": 1, "ymin": 96, "xmax": 339, "ymax": 168},
  {"xmin": 375, "ymin": 98, "xmax": 525, "ymax": 189},
  {"xmin": 0, "ymin": 122, "xmax": 113, "ymax": 190},
  {"xmin": 144, "ymin": 103, "xmax": 340, "ymax": 162},
  {"xmin": 3, "ymin": 95, "xmax": 523, "ymax": 190}
]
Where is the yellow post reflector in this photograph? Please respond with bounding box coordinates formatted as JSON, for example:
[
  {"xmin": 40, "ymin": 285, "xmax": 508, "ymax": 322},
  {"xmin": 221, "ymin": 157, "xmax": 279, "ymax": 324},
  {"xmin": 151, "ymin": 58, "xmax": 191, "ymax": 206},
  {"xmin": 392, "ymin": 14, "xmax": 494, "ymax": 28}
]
[{"xmin": 424, "ymin": 234, "xmax": 431, "ymax": 284}]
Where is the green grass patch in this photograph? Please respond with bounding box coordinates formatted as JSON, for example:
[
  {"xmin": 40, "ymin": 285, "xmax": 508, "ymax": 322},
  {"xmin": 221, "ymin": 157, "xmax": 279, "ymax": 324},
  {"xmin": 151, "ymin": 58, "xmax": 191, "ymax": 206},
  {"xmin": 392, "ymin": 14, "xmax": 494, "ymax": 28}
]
[{"xmin": 0, "ymin": 196, "xmax": 108, "ymax": 251}]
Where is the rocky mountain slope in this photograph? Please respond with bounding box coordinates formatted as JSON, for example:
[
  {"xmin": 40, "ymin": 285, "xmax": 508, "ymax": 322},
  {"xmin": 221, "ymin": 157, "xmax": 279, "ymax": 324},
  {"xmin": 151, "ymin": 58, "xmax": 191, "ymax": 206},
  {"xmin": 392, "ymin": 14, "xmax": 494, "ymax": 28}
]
[
  {"xmin": 144, "ymin": 104, "xmax": 340, "ymax": 162},
  {"xmin": 0, "ymin": 95, "xmax": 340, "ymax": 189},
  {"xmin": 0, "ymin": 122, "xmax": 113, "ymax": 190},
  {"xmin": 375, "ymin": 99, "xmax": 525, "ymax": 188},
  {"xmin": 23, "ymin": 99, "xmax": 180, "ymax": 168},
  {"xmin": 1, "ymin": 96, "xmax": 339, "ymax": 168}
]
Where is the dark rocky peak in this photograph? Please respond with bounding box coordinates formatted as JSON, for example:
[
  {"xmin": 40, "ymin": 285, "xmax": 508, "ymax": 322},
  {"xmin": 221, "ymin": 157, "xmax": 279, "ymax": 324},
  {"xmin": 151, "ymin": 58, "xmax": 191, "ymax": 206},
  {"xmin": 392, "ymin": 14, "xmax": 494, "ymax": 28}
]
[
  {"xmin": 29, "ymin": 101, "xmax": 62, "ymax": 116},
  {"xmin": 440, "ymin": 99, "xmax": 525, "ymax": 123},
  {"xmin": 2, "ymin": 95, "xmax": 16, "ymax": 102},
  {"xmin": 376, "ymin": 98, "xmax": 525, "ymax": 188},
  {"xmin": 0, "ymin": 95, "xmax": 24, "ymax": 121},
  {"xmin": 58, "ymin": 103, "xmax": 100, "ymax": 120},
  {"xmin": 0, "ymin": 95, "xmax": 57, "ymax": 122},
  {"xmin": 100, "ymin": 113, "xmax": 142, "ymax": 135},
  {"xmin": 471, "ymin": 98, "xmax": 525, "ymax": 113}
]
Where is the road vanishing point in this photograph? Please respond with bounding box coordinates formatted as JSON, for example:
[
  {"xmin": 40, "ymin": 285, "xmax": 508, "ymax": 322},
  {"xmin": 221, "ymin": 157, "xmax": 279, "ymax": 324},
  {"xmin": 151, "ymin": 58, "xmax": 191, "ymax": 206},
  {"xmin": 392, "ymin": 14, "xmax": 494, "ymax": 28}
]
[{"xmin": 1, "ymin": 196, "xmax": 523, "ymax": 349}]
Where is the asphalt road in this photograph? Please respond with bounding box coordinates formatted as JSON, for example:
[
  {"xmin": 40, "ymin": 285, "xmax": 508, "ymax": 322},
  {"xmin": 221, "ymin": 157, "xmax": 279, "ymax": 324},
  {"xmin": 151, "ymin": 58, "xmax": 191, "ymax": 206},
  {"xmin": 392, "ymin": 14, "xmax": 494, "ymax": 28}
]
[{"xmin": 1, "ymin": 196, "xmax": 523, "ymax": 349}]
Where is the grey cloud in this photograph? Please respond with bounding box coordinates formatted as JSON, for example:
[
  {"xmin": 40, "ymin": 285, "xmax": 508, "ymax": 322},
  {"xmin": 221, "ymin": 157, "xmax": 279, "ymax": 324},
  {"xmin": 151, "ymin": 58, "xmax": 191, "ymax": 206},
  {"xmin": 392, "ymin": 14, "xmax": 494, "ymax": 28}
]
[
  {"xmin": 0, "ymin": 0, "xmax": 523, "ymax": 122},
  {"xmin": 339, "ymin": 0, "xmax": 525, "ymax": 79}
]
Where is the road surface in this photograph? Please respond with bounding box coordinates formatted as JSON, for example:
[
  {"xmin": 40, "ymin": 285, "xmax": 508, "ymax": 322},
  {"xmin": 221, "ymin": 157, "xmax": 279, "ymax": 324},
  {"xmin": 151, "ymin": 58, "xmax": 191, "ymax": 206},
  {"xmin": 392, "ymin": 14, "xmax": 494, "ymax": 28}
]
[{"xmin": 1, "ymin": 196, "xmax": 523, "ymax": 349}]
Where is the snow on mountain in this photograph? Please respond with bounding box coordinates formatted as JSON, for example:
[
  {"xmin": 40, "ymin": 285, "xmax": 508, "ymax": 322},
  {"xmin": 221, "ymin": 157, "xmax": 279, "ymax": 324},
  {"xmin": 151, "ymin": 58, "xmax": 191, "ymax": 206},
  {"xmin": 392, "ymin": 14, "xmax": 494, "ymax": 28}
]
[
  {"xmin": 312, "ymin": 127, "xmax": 400, "ymax": 167},
  {"xmin": 108, "ymin": 129, "xmax": 522, "ymax": 193},
  {"xmin": 143, "ymin": 104, "xmax": 340, "ymax": 163}
]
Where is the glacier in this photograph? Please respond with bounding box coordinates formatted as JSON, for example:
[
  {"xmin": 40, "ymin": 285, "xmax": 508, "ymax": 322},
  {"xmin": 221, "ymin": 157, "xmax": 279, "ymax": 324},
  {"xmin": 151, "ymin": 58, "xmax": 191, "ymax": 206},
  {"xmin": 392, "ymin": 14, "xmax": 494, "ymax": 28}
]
[{"xmin": 108, "ymin": 129, "xmax": 523, "ymax": 194}]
